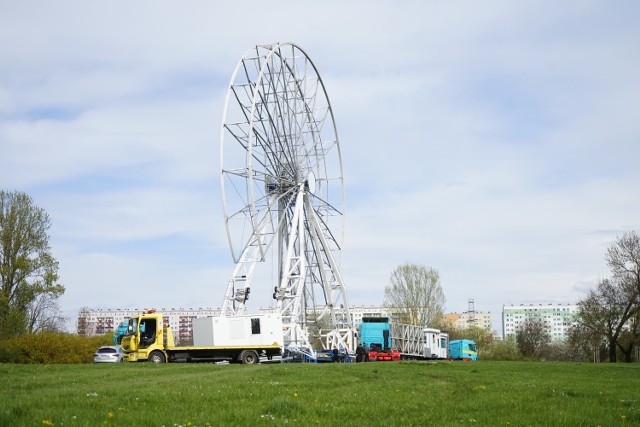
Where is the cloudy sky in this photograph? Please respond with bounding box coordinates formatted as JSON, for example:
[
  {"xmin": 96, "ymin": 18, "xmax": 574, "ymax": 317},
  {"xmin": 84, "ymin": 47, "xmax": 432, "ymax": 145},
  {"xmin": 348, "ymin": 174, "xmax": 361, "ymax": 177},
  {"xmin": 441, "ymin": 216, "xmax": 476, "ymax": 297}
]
[{"xmin": 1, "ymin": 1, "xmax": 639, "ymax": 333}]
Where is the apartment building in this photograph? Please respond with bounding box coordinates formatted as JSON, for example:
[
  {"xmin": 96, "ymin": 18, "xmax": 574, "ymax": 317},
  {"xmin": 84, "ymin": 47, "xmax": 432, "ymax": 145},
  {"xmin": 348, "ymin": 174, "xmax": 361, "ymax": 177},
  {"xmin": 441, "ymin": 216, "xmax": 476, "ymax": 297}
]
[
  {"xmin": 441, "ymin": 311, "xmax": 492, "ymax": 330},
  {"xmin": 502, "ymin": 303, "xmax": 578, "ymax": 341}
]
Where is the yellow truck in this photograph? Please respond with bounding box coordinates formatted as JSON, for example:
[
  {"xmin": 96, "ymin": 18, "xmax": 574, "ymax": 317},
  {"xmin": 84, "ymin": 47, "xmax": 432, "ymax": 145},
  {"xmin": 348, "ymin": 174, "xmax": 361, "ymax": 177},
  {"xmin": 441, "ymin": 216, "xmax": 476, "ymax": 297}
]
[{"xmin": 120, "ymin": 310, "xmax": 283, "ymax": 364}]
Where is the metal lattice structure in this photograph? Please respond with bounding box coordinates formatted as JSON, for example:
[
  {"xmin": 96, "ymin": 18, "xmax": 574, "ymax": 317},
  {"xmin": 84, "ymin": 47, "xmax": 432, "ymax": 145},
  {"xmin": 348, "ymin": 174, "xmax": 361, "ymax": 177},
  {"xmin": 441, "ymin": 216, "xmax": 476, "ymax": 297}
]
[{"xmin": 219, "ymin": 43, "xmax": 355, "ymax": 357}]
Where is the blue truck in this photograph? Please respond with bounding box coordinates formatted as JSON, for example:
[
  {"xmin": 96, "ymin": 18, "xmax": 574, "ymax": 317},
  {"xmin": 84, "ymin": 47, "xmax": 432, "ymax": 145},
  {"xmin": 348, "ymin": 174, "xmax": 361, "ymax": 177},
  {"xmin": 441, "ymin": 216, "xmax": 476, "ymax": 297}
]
[
  {"xmin": 112, "ymin": 320, "xmax": 129, "ymax": 345},
  {"xmin": 359, "ymin": 317, "xmax": 449, "ymax": 361},
  {"xmin": 448, "ymin": 339, "xmax": 478, "ymax": 361}
]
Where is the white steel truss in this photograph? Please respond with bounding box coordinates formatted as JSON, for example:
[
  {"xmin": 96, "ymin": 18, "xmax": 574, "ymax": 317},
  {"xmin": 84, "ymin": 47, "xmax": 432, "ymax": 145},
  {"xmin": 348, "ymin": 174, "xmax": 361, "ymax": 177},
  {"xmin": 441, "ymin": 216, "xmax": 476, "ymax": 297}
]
[{"xmin": 219, "ymin": 43, "xmax": 356, "ymax": 358}]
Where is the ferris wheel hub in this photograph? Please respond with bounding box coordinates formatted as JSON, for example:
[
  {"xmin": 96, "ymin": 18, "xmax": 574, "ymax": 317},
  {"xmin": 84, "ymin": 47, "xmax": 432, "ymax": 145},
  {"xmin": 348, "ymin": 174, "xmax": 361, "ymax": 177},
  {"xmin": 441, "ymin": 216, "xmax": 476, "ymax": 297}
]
[{"xmin": 305, "ymin": 172, "xmax": 316, "ymax": 194}]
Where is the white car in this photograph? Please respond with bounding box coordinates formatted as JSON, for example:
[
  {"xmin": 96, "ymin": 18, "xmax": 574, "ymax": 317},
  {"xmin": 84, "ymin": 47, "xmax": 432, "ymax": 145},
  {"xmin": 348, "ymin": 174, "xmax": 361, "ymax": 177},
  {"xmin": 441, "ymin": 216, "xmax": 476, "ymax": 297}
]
[{"xmin": 93, "ymin": 346, "xmax": 125, "ymax": 363}]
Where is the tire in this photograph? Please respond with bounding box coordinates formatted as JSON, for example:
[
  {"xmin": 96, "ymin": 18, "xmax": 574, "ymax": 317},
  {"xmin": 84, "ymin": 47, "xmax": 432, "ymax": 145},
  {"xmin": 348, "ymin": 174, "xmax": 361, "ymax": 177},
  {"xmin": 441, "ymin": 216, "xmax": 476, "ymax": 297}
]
[
  {"xmin": 239, "ymin": 350, "xmax": 259, "ymax": 365},
  {"xmin": 148, "ymin": 351, "xmax": 166, "ymax": 363}
]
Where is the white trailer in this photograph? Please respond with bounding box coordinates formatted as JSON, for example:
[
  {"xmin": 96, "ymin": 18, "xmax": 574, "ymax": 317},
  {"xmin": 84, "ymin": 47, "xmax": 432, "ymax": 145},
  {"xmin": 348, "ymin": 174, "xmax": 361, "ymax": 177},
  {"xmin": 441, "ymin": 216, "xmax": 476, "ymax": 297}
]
[
  {"xmin": 121, "ymin": 311, "xmax": 283, "ymax": 364},
  {"xmin": 390, "ymin": 323, "xmax": 449, "ymax": 360},
  {"xmin": 192, "ymin": 314, "xmax": 283, "ymax": 347}
]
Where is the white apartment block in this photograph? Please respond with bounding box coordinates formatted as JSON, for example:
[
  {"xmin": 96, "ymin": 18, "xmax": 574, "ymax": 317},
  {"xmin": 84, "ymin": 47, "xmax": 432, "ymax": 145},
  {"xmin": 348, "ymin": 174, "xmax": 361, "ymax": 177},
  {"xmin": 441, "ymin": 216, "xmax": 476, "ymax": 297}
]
[{"xmin": 502, "ymin": 303, "xmax": 578, "ymax": 341}]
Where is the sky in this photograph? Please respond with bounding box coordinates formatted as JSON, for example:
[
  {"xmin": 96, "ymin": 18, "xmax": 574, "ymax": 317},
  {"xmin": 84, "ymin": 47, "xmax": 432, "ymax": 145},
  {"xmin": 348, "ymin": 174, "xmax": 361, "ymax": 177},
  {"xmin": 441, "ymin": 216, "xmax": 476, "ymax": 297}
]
[{"xmin": 1, "ymin": 1, "xmax": 639, "ymax": 334}]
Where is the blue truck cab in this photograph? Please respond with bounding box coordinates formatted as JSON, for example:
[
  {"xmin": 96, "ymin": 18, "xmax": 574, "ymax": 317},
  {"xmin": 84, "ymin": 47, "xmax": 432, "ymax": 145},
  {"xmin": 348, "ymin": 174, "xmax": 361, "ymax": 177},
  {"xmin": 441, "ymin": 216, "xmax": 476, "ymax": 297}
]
[{"xmin": 448, "ymin": 339, "xmax": 478, "ymax": 361}]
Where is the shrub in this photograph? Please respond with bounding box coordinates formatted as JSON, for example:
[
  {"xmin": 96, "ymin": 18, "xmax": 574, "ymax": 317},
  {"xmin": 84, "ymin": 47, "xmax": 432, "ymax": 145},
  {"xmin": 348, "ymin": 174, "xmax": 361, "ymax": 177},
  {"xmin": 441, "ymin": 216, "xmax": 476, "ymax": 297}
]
[
  {"xmin": 481, "ymin": 336, "xmax": 522, "ymax": 361},
  {"xmin": 0, "ymin": 332, "xmax": 112, "ymax": 364},
  {"xmin": 0, "ymin": 344, "xmax": 23, "ymax": 363}
]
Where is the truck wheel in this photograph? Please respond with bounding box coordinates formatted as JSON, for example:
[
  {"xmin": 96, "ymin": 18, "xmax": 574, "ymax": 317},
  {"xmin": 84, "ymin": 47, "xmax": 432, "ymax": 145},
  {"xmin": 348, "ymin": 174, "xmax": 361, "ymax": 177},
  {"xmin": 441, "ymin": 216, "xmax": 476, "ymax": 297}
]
[
  {"xmin": 149, "ymin": 351, "xmax": 166, "ymax": 363},
  {"xmin": 239, "ymin": 350, "xmax": 259, "ymax": 364}
]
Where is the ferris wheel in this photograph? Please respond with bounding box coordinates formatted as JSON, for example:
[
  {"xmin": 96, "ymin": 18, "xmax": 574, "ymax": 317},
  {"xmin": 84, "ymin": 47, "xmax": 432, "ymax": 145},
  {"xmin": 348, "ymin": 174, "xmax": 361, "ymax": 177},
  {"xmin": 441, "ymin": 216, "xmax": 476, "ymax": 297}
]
[{"xmin": 219, "ymin": 43, "xmax": 355, "ymax": 356}]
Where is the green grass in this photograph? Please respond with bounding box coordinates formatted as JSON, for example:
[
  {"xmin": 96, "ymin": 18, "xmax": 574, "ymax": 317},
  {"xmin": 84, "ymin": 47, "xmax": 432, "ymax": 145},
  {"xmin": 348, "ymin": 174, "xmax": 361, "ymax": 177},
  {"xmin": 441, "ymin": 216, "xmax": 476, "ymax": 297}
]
[{"xmin": 1, "ymin": 361, "xmax": 639, "ymax": 426}]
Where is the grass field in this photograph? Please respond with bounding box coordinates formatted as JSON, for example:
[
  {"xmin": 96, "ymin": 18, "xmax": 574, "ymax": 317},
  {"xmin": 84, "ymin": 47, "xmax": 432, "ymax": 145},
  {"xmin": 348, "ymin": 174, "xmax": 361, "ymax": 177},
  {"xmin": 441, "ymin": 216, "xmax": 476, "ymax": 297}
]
[{"xmin": 1, "ymin": 361, "xmax": 639, "ymax": 426}]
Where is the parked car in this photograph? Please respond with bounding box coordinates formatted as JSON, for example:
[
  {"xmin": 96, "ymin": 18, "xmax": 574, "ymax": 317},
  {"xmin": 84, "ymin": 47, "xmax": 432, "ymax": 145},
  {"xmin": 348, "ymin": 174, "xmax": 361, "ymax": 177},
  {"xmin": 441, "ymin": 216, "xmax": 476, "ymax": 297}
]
[{"xmin": 93, "ymin": 346, "xmax": 125, "ymax": 363}]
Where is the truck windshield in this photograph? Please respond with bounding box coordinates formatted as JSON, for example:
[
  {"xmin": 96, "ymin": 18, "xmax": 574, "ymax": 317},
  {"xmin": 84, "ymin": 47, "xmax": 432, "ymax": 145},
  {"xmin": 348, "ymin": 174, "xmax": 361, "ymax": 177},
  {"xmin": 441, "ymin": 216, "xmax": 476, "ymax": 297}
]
[{"xmin": 126, "ymin": 318, "xmax": 138, "ymax": 336}]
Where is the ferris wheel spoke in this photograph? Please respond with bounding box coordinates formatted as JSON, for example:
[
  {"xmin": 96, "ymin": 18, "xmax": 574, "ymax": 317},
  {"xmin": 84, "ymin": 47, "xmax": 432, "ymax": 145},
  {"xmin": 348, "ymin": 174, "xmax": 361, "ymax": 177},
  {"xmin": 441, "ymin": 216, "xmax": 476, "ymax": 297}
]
[
  {"xmin": 259, "ymin": 66, "xmax": 301, "ymax": 171},
  {"xmin": 253, "ymin": 95, "xmax": 295, "ymax": 174},
  {"xmin": 274, "ymin": 50, "xmax": 306, "ymax": 168}
]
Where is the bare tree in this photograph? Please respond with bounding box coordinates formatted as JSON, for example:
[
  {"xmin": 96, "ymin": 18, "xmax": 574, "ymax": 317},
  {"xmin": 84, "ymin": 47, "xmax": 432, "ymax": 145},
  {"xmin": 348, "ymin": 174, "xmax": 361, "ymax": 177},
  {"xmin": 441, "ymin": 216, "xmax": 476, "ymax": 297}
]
[
  {"xmin": 27, "ymin": 293, "xmax": 66, "ymax": 333},
  {"xmin": 576, "ymin": 278, "xmax": 637, "ymax": 362},
  {"xmin": 515, "ymin": 317, "xmax": 550, "ymax": 359},
  {"xmin": 615, "ymin": 309, "xmax": 639, "ymax": 362},
  {"xmin": 568, "ymin": 322, "xmax": 606, "ymax": 362},
  {"xmin": 571, "ymin": 232, "xmax": 640, "ymax": 362},
  {"xmin": 606, "ymin": 231, "xmax": 640, "ymax": 296},
  {"xmin": 384, "ymin": 263, "xmax": 445, "ymax": 326}
]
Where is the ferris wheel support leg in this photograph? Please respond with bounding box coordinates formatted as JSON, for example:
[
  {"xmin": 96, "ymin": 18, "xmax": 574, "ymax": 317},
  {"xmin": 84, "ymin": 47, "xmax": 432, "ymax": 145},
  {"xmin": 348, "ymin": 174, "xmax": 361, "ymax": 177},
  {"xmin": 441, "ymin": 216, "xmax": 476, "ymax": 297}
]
[
  {"xmin": 304, "ymin": 196, "xmax": 353, "ymax": 326},
  {"xmin": 277, "ymin": 187, "xmax": 315, "ymax": 352},
  {"xmin": 220, "ymin": 208, "xmax": 273, "ymax": 317}
]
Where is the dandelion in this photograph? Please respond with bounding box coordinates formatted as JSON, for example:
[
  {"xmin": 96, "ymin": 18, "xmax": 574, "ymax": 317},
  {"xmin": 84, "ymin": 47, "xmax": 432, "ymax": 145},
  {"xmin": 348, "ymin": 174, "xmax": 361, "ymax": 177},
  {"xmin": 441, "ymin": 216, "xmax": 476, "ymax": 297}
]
[
  {"xmin": 42, "ymin": 420, "xmax": 54, "ymax": 426},
  {"xmin": 293, "ymin": 393, "xmax": 298, "ymax": 397},
  {"xmin": 107, "ymin": 411, "xmax": 114, "ymax": 418},
  {"xmin": 621, "ymin": 415, "xmax": 627, "ymax": 423}
]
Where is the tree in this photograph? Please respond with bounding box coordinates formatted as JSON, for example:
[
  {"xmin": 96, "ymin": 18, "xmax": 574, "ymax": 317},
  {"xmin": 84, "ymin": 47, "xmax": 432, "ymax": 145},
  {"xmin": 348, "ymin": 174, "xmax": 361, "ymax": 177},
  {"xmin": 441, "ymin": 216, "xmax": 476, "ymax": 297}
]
[
  {"xmin": 575, "ymin": 278, "xmax": 637, "ymax": 362},
  {"xmin": 27, "ymin": 293, "xmax": 66, "ymax": 333},
  {"xmin": 615, "ymin": 308, "xmax": 639, "ymax": 362},
  {"xmin": 0, "ymin": 190, "xmax": 65, "ymax": 338},
  {"xmin": 571, "ymin": 232, "xmax": 640, "ymax": 362},
  {"xmin": 384, "ymin": 263, "xmax": 445, "ymax": 326},
  {"xmin": 568, "ymin": 322, "xmax": 606, "ymax": 362},
  {"xmin": 606, "ymin": 231, "xmax": 640, "ymax": 296},
  {"xmin": 515, "ymin": 317, "xmax": 550, "ymax": 359}
]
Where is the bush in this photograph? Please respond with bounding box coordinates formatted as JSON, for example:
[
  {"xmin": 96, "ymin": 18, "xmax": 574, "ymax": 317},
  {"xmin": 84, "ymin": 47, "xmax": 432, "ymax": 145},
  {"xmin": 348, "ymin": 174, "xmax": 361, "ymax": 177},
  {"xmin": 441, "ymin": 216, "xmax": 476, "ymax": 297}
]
[
  {"xmin": 0, "ymin": 344, "xmax": 23, "ymax": 363},
  {"xmin": 481, "ymin": 336, "xmax": 522, "ymax": 361},
  {"xmin": 0, "ymin": 332, "xmax": 113, "ymax": 364}
]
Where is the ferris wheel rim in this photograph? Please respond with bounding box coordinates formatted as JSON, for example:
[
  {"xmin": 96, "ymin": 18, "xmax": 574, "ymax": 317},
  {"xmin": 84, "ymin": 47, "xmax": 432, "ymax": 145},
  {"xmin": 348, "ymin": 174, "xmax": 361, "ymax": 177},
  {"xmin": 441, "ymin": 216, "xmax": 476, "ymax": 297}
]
[{"xmin": 220, "ymin": 42, "xmax": 345, "ymax": 263}]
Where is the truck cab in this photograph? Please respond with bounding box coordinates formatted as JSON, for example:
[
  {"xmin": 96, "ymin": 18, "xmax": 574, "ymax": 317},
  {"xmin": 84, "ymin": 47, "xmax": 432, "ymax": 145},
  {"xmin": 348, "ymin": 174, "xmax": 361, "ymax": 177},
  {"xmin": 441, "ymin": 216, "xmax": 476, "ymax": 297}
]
[
  {"xmin": 120, "ymin": 310, "xmax": 171, "ymax": 363},
  {"xmin": 449, "ymin": 339, "xmax": 478, "ymax": 361}
]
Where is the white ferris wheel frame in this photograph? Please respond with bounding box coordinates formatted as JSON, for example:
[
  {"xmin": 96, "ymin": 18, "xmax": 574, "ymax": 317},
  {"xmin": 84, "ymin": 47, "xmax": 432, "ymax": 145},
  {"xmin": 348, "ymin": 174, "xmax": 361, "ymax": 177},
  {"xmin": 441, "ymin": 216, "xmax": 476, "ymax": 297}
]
[{"xmin": 219, "ymin": 43, "xmax": 355, "ymax": 356}]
